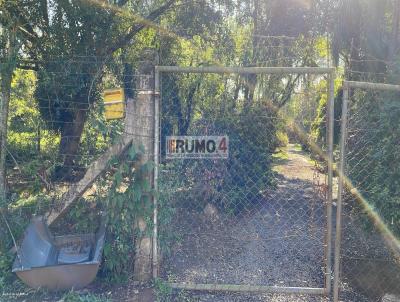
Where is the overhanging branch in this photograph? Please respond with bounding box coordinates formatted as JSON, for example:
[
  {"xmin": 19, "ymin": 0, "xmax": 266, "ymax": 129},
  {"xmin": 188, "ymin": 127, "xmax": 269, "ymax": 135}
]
[{"xmin": 105, "ymin": 0, "xmax": 178, "ymax": 55}]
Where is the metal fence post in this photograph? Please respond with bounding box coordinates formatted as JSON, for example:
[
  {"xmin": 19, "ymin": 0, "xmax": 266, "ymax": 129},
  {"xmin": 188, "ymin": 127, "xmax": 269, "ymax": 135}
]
[
  {"xmin": 333, "ymin": 81, "xmax": 349, "ymax": 302},
  {"xmin": 325, "ymin": 72, "xmax": 335, "ymax": 294},
  {"xmin": 152, "ymin": 66, "xmax": 160, "ymax": 279}
]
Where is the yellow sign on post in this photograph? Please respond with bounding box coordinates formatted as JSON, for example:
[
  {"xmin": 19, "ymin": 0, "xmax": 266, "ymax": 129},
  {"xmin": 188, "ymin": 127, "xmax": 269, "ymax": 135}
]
[{"xmin": 103, "ymin": 88, "xmax": 125, "ymax": 120}]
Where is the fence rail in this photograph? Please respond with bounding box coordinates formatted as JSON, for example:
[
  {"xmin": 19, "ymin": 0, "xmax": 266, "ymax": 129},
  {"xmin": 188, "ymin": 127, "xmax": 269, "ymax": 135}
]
[
  {"xmin": 155, "ymin": 66, "xmax": 335, "ymax": 295},
  {"xmin": 156, "ymin": 66, "xmax": 335, "ymax": 74}
]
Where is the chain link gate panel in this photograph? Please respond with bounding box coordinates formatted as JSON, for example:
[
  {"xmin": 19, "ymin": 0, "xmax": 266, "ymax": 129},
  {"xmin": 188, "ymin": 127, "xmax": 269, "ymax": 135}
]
[
  {"xmin": 334, "ymin": 81, "xmax": 400, "ymax": 302},
  {"xmin": 154, "ymin": 66, "xmax": 335, "ymax": 297}
]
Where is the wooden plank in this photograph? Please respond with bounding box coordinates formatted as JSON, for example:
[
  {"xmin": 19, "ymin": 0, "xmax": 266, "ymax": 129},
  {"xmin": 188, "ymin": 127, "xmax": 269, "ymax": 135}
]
[
  {"xmin": 46, "ymin": 136, "xmax": 133, "ymax": 226},
  {"xmin": 169, "ymin": 283, "xmax": 326, "ymax": 295}
]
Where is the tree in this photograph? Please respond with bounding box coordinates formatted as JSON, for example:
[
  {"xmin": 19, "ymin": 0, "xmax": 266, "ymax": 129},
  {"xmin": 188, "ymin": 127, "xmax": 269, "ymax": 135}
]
[
  {"xmin": 332, "ymin": 0, "xmax": 400, "ymax": 80},
  {"xmin": 4, "ymin": 0, "xmax": 177, "ymax": 179},
  {"xmin": 330, "ymin": 0, "xmax": 400, "ymax": 236},
  {"xmin": 0, "ymin": 1, "xmax": 19, "ymax": 198}
]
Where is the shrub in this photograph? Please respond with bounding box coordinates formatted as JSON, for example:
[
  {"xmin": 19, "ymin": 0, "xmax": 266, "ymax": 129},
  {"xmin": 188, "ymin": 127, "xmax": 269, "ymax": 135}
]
[
  {"xmin": 311, "ymin": 89, "xmax": 343, "ymax": 150},
  {"xmin": 160, "ymin": 101, "xmax": 281, "ymax": 214},
  {"xmin": 276, "ymin": 130, "xmax": 289, "ymax": 147},
  {"xmin": 345, "ymin": 90, "xmax": 400, "ymax": 237}
]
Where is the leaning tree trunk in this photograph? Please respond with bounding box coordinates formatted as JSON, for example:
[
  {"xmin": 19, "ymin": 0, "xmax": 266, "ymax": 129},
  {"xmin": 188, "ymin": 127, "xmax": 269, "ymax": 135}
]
[{"xmin": 55, "ymin": 108, "xmax": 88, "ymax": 181}]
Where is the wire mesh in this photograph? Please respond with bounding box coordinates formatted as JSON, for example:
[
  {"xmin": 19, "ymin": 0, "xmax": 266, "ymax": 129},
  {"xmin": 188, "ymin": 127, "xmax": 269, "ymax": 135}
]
[
  {"xmin": 0, "ymin": 58, "xmax": 130, "ymax": 217},
  {"xmin": 157, "ymin": 69, "xmax": 333, "ymax": 293},
  {"xmin": 1, "ymin": 33, "xmax": 334, "ymax": 301},
  {"xmin": 0, "ymin": 57, "xmax": 157, "ymax": 295},
  {"xmin": 337, "ymin": 84, "xmax": 400, "ymax": 302}
]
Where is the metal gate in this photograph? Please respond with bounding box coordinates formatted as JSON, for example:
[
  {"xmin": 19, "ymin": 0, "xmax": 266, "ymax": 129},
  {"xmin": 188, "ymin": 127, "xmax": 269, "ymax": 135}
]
[
  {"xmin": 154, "ymin": 66, "xmax": 335, "ymax": 296},
  {"xmin": 334, "ymin": 81, "xmax": 400, "ymax": 302}
]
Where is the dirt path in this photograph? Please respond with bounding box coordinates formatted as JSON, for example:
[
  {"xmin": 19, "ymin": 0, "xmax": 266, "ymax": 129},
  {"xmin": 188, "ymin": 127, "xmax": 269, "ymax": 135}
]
[
  {"xmin": 161, "ymin": 144, "xmax": 331, "ymax": 301},
  {"xmin": 272, "ymin": 144, "xmax": 319, "ymax": 181}
]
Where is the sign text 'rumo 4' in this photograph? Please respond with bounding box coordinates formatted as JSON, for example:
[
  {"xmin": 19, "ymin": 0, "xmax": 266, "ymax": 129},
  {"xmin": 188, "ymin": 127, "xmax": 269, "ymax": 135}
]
[{"xmin": 166, "ymin": 136, "xmax": 229, "ymax": 159}]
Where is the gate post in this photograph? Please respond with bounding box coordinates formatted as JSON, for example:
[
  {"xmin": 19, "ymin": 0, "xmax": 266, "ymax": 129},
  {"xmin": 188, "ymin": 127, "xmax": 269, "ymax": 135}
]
[
  {"xmin": 325, "ymin": 71, "xmax": 335, "ymax": 294},
  {"xmin": 127, "ymin": 50, "xmax": 158, "ymax": 281},
  {"xmin": 333, "ymin": 82, "xmax": 349, "ymax": 302}
]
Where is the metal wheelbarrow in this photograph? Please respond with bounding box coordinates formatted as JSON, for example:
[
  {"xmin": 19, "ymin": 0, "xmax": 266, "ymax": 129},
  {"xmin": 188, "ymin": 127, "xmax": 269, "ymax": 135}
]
[{"xmin": 12, "ymin": 215, "xmax": 106, "ymax": 290}]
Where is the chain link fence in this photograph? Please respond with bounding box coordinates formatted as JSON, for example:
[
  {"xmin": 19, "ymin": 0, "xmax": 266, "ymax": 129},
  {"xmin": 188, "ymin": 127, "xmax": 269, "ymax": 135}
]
[
  {"xmin": 1, "ymin": 57, "xmax": 120, "ymax": 230},
  {"xmin": 156, "ymin": 66, "xmax": 335, "ymax": 296},
  {"xmin": 334, "ymin": 81, "xmax": 400, "ymax": 302},
  {"xmin": 0, "ymin": 56, "xmax": 159, "ymax": 296}
]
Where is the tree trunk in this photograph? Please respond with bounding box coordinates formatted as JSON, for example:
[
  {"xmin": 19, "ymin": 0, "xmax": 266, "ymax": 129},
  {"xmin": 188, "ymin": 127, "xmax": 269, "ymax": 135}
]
[
  {"xmin": 0, "ymin": 28, "xmax": 16, "ymax": 200},
  {"xmin": 54, "ymin": 108, "xmax": 88, "ymax": 181},
  {"xmin": 0, "ymin": 75, "xmax": 12, "ymax": 200},
  {"xmin": 244, "ymin": 0, "xmax": 260, "ymax": 107}
]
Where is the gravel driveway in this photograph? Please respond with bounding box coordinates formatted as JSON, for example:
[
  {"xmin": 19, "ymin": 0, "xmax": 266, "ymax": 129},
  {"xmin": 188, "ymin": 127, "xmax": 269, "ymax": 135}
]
[{"xmin": 161, "ymin": 144, "xmax": 331, "ymax": 301}]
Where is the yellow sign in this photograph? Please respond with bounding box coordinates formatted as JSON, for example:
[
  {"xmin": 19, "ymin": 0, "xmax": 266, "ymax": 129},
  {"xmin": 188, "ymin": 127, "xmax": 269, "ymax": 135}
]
[{"xmin": 103, "ymin": 88, "xmax": 125, "ymax": 120}]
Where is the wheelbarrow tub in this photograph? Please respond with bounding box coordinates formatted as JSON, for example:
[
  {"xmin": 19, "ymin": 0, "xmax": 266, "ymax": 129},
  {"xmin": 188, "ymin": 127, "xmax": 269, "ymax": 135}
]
[
  {"xmin": 12, "ymin": 216, "xmax": 105, "ymax": 290},
  {"xmin": 14, "ymin": 261, "xmax": 100, "ymax": 290}
]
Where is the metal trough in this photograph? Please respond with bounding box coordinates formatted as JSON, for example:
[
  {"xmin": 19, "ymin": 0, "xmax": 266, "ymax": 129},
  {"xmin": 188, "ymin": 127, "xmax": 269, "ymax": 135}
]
[{"xmin": 12, "ymin": 216, "xmax": 105, "ymax": 290}]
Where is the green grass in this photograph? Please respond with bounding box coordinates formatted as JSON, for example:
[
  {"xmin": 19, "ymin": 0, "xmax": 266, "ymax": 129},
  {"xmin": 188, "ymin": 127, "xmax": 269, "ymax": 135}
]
[
  {"xmin": 154, "ymin": 278, "xmax": 173, "ymax": 302},
  {"xmin": 61, "ymin": 291, "xmax": 110, "ymax": 302},
  {"xmin": 292, "ymin": 143, "xmax": 303, "ymax": 152},
  {"xmin": 272, "ymin": 148, "xmax": 289, "ymax": 173},
  {"xmin": 272, "ymin": 148, "xmax": 289, "ymax": 161}
]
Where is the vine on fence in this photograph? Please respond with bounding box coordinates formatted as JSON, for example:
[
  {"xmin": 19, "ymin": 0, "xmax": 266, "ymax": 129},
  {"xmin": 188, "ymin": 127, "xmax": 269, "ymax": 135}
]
[{"xmin": 100, "ymin": 143, "xmax": 155, "ymax": 281}]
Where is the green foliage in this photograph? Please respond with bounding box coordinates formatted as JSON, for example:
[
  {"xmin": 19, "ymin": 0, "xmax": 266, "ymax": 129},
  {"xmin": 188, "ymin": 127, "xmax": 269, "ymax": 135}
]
[
  {"xmin": 35, "ymin": 59, "xmax": 103, "ymax": 133},
  {"xmin": 161, "ymin": 100, "xmax": 281, "ymax": 214},
  {"xmin": 3, "ymin": 0, "xmax": 400, "ymax": 296},
  {"xmin": 51, "ymin": 196, "xmax": 101, "ymax": 236},
  {"xmin": 154, "ymin": 279, "xmax": 196, "ymax": 302},
  {"xmin": 154, "ymin": 278, "xmax": 173, "ymax": 302},
  {"xmin": 99, "ymin": 144, "xmax": 155, "ymax": 281},
  {"xmin": 311, "ymin": 87, "xmax": 343, "ymax": 151},
  {"xmin": 0, "ymin": 1, "xmax": 19, "ymax": 80},
  {"xmin": 5, "ymin": 68, "xmax": 122, "ymax": 193},
  {"xmin": 211, "ymin": 104, "xmax": 279, "ymax": 212},
  {"xmin": 27, "ymin": 0, "xmax": 127, "ymax": 133},
  {"xmin": 332, "ymin": 0, "xmax": 397, "ymax": 73},
  {"xmin": 276, "ymin": 131, "xmax": 289, "ymax": 148},
  {"xmin": 311, "ymin": 93, "xmax": 327, "ymax": 148},
  {"xmin": 3, "ymin": 0, "xmax": 184, "ymax": 176},
  {"xmin": 61, "ymin": 290, "xmax": 110, "ymax": 302},
  {"xmin": 79, "ymin": 102, "xmax": 124, "ymax": 166},
  {"xmin": 157, "ymin": 162, "xmax": 181, "ymax": 257},
  {"xmin": 0, "ymin": 242, "xmax": 13, "ymax": 292},
  {"xmin": 6, "ymin": 70, "xmax": 58, "ymax": 193},
  {"xmin": 346, "ymin": 90, "xmax": 400, "ymax": 236}
]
